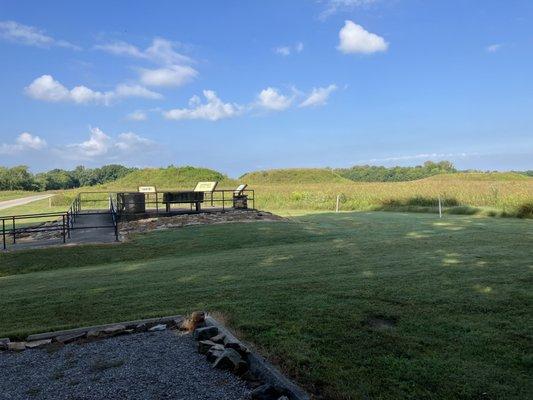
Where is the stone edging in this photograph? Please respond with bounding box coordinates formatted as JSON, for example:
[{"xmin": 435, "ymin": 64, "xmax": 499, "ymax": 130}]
[{"xmin": 203, "ymin": 316, "xmax": 310, "ymax": 400}]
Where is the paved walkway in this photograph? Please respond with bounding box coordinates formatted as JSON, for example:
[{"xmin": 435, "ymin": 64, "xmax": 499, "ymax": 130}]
[
  {"xmin": 0, "ymin": 194, "xmax": 55, "ymax": 211},
  {"xmin": 4, "ymin": 212, "xmax": 118, "ymax": 251}
]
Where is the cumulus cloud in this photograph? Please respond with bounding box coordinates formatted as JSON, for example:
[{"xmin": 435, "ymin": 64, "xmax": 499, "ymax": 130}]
[
  {"xmin": 320, "ymin": 0, "xmax": 379, "ymax": 19},
  {"xmin": 256, "ymin": 87, "xmax": 293, "ymax": 111},
  {"xmin": 63, "ymin": 127, "xmax": 155, "ymax": 160},
  {"xmin": 337, "ymin": 20, "xmax": 388, "ymax": 54},
  {"xmin": 299, "ymin": 84, "xmax": 337, "ymax": 107},
  {"xmin": 126, "ymin": 110, "xmax": 147, "ymax": 121},
  {"xmin": 486, "ymin": 43, "xmax": 503, "ymax": 53},
  {"xmin": 95, "ymin": 37, "xmax": 192, "ymax": 65},
  {"xmin": 0, "ymin": 132, "xmax": 47, "ymax": 154},
  {"xmin": 138, "ymin": 65, "xmax": 198, "ymax": 87},
  {"xmin": 163, "ymin": 90, "xmax": 243, "ymax": 121},
  {"xmin": 274, "ymin": 42, "xmax": 304, "ymax": 56},
  {"xmin": 0, "ymin": 20, "xmax": 79, "ymax": 49},
  {"xmin": 25, "ymin": 75, "xmax": 162, "ymax": 105}
]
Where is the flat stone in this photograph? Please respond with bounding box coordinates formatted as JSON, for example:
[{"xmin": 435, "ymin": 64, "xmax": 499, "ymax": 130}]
[
  {"xmin": 210, "ymin": 333, "xmax": 226, "ymax": 344},
  {"xmin": 206, "ymin": 344, "xmax": 226, "ymax": 362},
  {"xmin": 56, "ymin": 332, "xmax": 85, "ymax": 344},
  {"xmin": 213, "ymin": 348, "xmax": 248, "ymax": 374},
  {"xmin": 104, "ymin": 324, "xmax": 126, "ymax": 335},
  {"xmin": 7, "ymin": 342, "xmax": 26, "ymax": 351},
  {"xmin": 25, "ymin": 339, "xmax": 52, "ymax": 349},
  {"xmin": 0, "ymin": 338, "xmax": 9, "ymax": 350},
  {"xmin": 193, "ymin": 326, "xmax": 218, "ymax": 341},
  {"xmin": 251, "ymin": 384, "xmax": 285, "ymax": 400},
  {"xmin": 197, "ymin": 340, "xmax": 216, "ymax": 355},
  {"xmin": 224, "ymin": 338, "xmax": 249, "ymax": 355},
  {"xmin": 86, "ymin": 330, "xmax": 102, "ymax": 339},
  {"xmin": 136, "ymin": 323, "xmax": 148, "ymax": 331},
  {"xmin": 149, "ymin": 324, "xmax": 167, "ymax": 332}
]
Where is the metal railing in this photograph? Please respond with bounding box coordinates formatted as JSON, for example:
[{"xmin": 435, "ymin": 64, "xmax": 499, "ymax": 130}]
[
  {"xmin": 114, "ymin": 189, "xmax": 255, "ymax": 215},
  {"xmin": 1, "ymin": 189, "xmax": 255, "ymax": 250}
]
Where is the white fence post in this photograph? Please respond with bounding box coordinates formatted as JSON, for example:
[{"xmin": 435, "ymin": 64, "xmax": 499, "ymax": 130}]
[
  {"xmin": 336, "ymin": 195, "xmax": 340, "ymax": 213},
  {"xmin": 438, "ymin": 196, "xmax": 442, "ymax": 218}
]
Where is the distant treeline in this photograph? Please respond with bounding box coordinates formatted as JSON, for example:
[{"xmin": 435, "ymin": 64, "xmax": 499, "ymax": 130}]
[
  {"xmin": 334, "ymin": 161, "xmax": 457, "ymax": 182},
  {"xmin": 0, "ymin": 161, "xmax": 532, "ymax": 191},
  {"xmin": 0, "ymin": 165, "xmax": 135, "ymax": 191}
]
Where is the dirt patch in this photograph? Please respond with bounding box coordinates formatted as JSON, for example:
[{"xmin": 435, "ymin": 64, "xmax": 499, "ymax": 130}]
[
  {"xmin": 119, "ymin": 209, "xmax": 286, "ymax": 237},
  {"xmin": 363, "ymin": 315, "xmax": 398, "ymax": 331}
]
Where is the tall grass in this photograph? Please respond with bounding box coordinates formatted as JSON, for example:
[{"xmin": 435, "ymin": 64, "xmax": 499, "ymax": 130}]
[{"xmin": 252, "ymin": 176, "xmax": 533, "ymax": 217}]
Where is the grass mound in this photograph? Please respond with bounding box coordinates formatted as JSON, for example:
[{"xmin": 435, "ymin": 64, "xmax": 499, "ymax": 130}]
[
  {"xmin": 102, "ymin": 166, "xmax": 234, "ymax": 190},
  {"xmin": 240, "ymin": 168, "xmax": 351, "ymax": 184}
]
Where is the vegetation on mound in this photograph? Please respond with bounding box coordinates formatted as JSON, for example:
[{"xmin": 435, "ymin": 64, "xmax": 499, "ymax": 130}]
[
  {"xmin": 100, "ymin": 166, "xmax": 234, "ymax": 190},
  {"xmin": 240, "ymin": 168, "xmax": 350, "ymax": 184}
]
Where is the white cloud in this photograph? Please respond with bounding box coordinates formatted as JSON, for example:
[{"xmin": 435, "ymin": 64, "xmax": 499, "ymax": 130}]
[
  {"xmin": 25, "ymin": 75, "xmax": 162, "ymax": 105},
  {"xmin": 256, "ymin": 87, "xmax": 293, "ymax": 111},
  {"xmin": 126, "ymin": 110, "xmax": 147, "ymax": 121},
  {"xmin": 320, "ymin": 0, "xmax": 379, "ymax": 19},
  {"xmin": 64, "ymin": 127, "xmax": 155, "ymax": 160},
  {"xmin": 299, "ymin": 84, "xmax": 337, "ymax": 107},
  {"xmin": 274, "ymin": 42, "xmax": 304, "ymax": 56},
  {"xmin": 163, "ymin": 90, "xmax": 243, "ymax": 121},
  {"xmin": 337, "ymin": 20, "xmax": 388, "ymax": 54},
  {"xmin": 115, "ymin": 132, "xmax": 153, "ymax": 151},
  {"xmin": 274, "ymin": 46, "xmax": 291, "ymax": 56},
  {"xmin": 0, "ymin": 20, "xmax": 79, "ymax": 49},
  {"xmin": 139, "ymin": 65, "xmax": 198, "ymax": 87},
  {"xmin": 486, "ymin": 43, "xmax": 503, "ymax": 53},
  {"xmin": 95, "ymin": 37, "xmax": 192, "ymax": 65},
  {"xmin": 0, "ymin": 132, "xmax": 47, "ymax": 154}
]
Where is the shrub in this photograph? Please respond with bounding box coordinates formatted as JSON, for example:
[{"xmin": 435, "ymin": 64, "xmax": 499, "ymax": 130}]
[{"xmin": 516, "ymin": 203, "xmax": 533, "ymax": 219}]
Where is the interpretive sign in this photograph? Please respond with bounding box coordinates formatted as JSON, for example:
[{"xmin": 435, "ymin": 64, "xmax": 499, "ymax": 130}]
[
  {"xmin": 138, "ymin": 186, "xmax": 157, "ymax": 193},
  {"xmin": 234, "ymin": 184, "xmax": 247, "ymax": 195},
  {"xmin": 193, "ymin": 181, "xmax": 218, "ymax": 192}
]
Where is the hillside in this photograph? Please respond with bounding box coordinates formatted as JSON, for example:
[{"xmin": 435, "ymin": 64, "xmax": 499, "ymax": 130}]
[
  {"xmin": 240, "ymin": 168, "xmax": 351, "ymax": 184},
  {"xmin": 100, "ymin": 166, "xmax": 235, "ymax": 190}
]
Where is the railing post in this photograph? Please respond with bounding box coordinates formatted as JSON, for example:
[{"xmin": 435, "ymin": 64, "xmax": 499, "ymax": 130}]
[
  {"xmin": 12, "ymin": 216, "xmax": 16, "ymax": 244},
  {"xmin": 62, "ymin": 215, "xmax": 66, "ymax": 243},
  {"xmin": 66, "ymin": 212, "xmax": 71, "ymax": 238},
  {"xmin": 222, "ymin": 190, "xmax": 225, "ymax": 211},
  {"xmin": 2, "ymin": 219, "xmax": 6, "ymax": 250}
]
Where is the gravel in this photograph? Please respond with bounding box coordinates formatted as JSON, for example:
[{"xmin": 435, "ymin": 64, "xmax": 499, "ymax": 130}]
[{"xmin": 0, "ymin": 330, "xmax": 251, "ymax": 400}]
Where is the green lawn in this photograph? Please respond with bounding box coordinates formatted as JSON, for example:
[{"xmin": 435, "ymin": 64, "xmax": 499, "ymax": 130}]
[{"xmin": 0, "ymin": 212, "xmax": 531, "ymax": 399}]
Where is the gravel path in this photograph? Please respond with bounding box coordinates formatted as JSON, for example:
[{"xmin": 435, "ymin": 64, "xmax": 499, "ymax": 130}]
[
  {"xmin": 0, "ymin": 194, "xmax": 54, "ymax": 211},
  {"xmin": 0, "ymin": 330, "xmax": 251, "ymax": 400}
]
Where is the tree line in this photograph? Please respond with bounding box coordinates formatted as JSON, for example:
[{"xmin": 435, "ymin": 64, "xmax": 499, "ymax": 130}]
[
  {"xmin": 0, "ymin": 165, "xmax": 135, "ymax": 191},
  {"xmin": 334, "ymin": 161, "xmax": 458, "ymax": 182}
]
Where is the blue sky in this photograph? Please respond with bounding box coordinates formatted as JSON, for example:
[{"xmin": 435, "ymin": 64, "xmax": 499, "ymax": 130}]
[{"xmin": 0, "ymin": 0, "xmax": 532, "ymax": 176}]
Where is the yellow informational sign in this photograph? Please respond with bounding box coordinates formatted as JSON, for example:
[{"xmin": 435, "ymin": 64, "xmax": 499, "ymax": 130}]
[
  {"xmin": 234, "ymin": 184, "xmax": 247, "ymax": 195},
  {"xmin": 138, "ymin": 186, "xmax": 157, "ymax": 193},
  {"xmin": 193, "ymin": 181, "xmax": 218, "ymax": 192}
]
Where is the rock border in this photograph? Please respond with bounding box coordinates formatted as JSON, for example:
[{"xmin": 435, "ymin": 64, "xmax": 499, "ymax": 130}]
[
  {"xmin": 1, "ymin": 312, "xmax": 309, "ymax": 400},
  {"xmin": 199, "ymin": 316, "xmax": 309, "ymax": 400}
]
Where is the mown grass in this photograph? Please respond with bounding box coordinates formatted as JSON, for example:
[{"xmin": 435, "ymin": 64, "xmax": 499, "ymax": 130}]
[{"xmin": 1, "ymin": 212, "xmax": 531, "ymax": 399}]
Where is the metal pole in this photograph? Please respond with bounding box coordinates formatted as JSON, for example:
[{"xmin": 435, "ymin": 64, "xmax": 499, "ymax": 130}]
[
  {"xmin": 67, "ymin": 212, "xmax": 71, "ymax": 238},
  {"xmin": 2, "ymin": 219, "xmax": 6, "ymax": 250},
  {"xmin": 62, "ymin": 215, "xmax": 66, "ymax": 243},
  {"xmin": 438, "ymin": 197, "xmax": 442, "ymax": 218},
  {"xmin": 222, "ymin": 191, "xmax": 225, "ymax": 211},
  {"xmin": 336, "ymin": 195, "xmax": 340, "ymax": 213},
  {"xmin": 12, "ymin": 216, "xmax": 15, "ymax": 244}
]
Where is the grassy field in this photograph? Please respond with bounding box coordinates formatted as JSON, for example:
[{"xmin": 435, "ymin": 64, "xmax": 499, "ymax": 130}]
[{"xmin": 1, "ymin": 212, "xmax": 531, "ymax": 399}]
